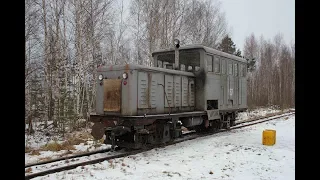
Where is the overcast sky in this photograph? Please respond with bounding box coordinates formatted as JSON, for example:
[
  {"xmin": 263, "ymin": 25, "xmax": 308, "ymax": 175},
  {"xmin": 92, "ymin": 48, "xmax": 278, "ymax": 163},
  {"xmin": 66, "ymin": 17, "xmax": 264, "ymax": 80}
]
[
  {"xmin": 221, "ymin": 0, "xmax": 295, "ymax": 51},
  {"xmin": 120, "ymin": 0, "xmax": 295, "ymax": 51}
]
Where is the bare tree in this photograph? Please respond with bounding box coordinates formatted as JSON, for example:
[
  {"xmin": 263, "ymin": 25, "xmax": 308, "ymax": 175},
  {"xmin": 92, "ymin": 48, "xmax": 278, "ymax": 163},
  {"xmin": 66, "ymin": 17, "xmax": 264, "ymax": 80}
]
[
  {"xmin": 25, "ymin": 0, "xmax": 42, "ymax": 132},
  {"xmin": 244, "ymin": 33, "xmax": 295, "ymax": 109},
  {"xmin": 183, "ymin": 0, "xmax": 227, "ymax": 48}
]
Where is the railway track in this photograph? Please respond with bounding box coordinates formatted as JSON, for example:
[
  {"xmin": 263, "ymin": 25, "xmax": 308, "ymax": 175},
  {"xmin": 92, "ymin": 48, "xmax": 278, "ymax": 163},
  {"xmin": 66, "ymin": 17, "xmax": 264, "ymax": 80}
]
[
  {"xmin": 25, "ymin": 148, "xmax": 112, "ymax": 168},
  {"xmin": 25, "ymin": 111, "xmax": 294, "ymax": 180}
]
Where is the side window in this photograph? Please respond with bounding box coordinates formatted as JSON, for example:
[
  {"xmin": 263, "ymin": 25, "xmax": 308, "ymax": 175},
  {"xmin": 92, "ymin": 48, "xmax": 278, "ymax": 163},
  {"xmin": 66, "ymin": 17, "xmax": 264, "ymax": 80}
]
[
  {"xmin": 228, "ymin": 61, "xmax": 233, "ymax": 75},
  {"xmin": 242, "ymin": 63, "xmax": 247, "ymax": 77},
  {"xmin": 234, "ymin": 63, "xmax": 238, "ymax": 76},
  {"xmin": 220, "ymin": 58, "xmax": 226, "ymax": 74},
  {"xmin": 180, "ymin": 64, "xmax": 185, "ymax": 71},
  {"xmin": 158, "ymin": 60, "xmax": 163, "ymax": 68},
  {"xmin": 163, "ymin": 61, "xmax": 168, "ymax": 68},
  {"xmin": 221, "ymin": 58, "xmax": 226, "ymax": 74},
  {"xmin": 207, "ymin": 56, "xmax": 213, "ymax": 72},
  {"xmin": 214, "ymin": 56, "xmax": 220, "ymax": 73}
]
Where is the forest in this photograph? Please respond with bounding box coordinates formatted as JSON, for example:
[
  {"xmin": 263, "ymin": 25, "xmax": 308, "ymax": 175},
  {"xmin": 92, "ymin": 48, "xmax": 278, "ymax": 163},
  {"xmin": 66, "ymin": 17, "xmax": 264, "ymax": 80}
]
[{"xmin": 25, "ymin": 0, "xmax": 295, "ymax": 133}]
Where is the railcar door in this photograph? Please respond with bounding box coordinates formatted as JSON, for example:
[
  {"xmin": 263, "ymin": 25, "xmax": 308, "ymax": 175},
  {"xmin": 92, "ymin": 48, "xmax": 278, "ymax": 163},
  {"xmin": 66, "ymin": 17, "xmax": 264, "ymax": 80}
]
[
  {"xmin": 234, "ymin": 62, "xmax": 239, "ymax": 109},
  {"xmin": 103, "ymin": 79, "xmax": 122, "ymax": 112},
  {"xmin": 227, "ymin": 60, "xmax": 234, "ymax": 109},
  {"xmin": 220, "ymin": 58, "xmax": 227, "ymax": 109}
]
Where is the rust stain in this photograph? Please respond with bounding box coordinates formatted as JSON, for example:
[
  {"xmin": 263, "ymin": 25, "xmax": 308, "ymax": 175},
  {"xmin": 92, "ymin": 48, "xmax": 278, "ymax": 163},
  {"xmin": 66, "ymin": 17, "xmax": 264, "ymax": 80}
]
[
  {"xmin": 103, "ymin": 79, "xmax": 122, "ymax": 112},
  {"xmin": 125, "ymin": 64, "xmax": 130, "ymax": 73}
]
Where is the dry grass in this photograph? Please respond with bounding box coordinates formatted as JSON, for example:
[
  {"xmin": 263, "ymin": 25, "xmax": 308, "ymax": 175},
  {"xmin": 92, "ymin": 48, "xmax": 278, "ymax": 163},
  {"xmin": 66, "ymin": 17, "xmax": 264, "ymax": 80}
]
[
  {"xmin": 30, "ymin": 150, "xmax": 41, "ymax": 156},
  {"xmin": 98, "ymin": 138, "xmax": 104, "ymax": 144},
  {"xmin": 25, "ymin": 167, "xmax": 32, "ymax": 173},
  {"xmin": 39, "ymin": 157, "xmax": 52, "ymax": 161},
  {"xmin": 41, "ymin": 141, "xmax": 76, "ymax": 152},
  {"xmin": 25, "ymin": 146, "xmax": 33, "ymax": 153},
  {"xmin": 93, "ymin": 144, "xmax": 102, "ymax": 148},
  {"xmin": 31, "ymin": 130, "xmax": 100, "ymax": 153},
  {"xmin": 77, "ymin": 132, "xmax": 93, "ymax": 140},
  {"xmin": 59, "ymin": 150, "xmax": 74, "ymax": 157},
  {"xmin": 41, "ymin": 141, "xmax": 63, "ymax": 151},
  {"xmin": 66, "ymin": 137, "xmax": 87, "ymax": 145}
]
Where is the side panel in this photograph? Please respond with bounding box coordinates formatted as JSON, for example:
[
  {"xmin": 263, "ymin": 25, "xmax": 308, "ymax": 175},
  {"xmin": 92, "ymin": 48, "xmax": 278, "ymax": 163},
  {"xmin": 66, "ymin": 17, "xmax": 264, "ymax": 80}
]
[
  {"xmin": 220, "ymin": 58, "xmax": 227, "ymax": 109},
  {"xmin": 164, "ymin": 75, "xmax": 174, "ymax": 108},
  {"xmin": 195, "ymin": 50, "xmax": 206, "ymax": 111},
  {"xmin": 181, "ymin": 76, "xmax": 189, "ymax": 107},
  {"xmin": 138, "ymin": 71, "xmax": 149, "ymax": 109},
  {"xmin": 189, "ymin": 78, "xmax": 195, "ymax": 107},
  {"xmin": 155, "ymin": 73, "xmax": 165, "ymax": 113},
  {"xmin": 234, "ymin": 63, "xmax": 239, "ymax": 108},
  {"xmin": 207, "ymin": 109, "xmax": 220, "ymax": 120},
  {"xmin": 150, "ymin": 73, "xmax": 157, "ymax": 108},
  {"xmin": 205, "ymin": 75, "xmax": 220, "ymax": 107},
  {"xmin": 239, "ymin": 76, "xmax": 242, "ymax": 105},
  {"xmin": 174, "ymin": 76, "xmax": 181, "ymax": 108},
  {"xmin": 234, "ymin": 76, "xmax": 239, "ymax": 108},
  {"xmin": 227, "ymin": 61, "xmax": 235, "ymax": 108},
  {"xmin": 121, "ymin": 70, "xmax": 138, "ymax": 116},
  {"xmin": 241, "ymin": 75, "xmax": 247, "ymax": 108}
]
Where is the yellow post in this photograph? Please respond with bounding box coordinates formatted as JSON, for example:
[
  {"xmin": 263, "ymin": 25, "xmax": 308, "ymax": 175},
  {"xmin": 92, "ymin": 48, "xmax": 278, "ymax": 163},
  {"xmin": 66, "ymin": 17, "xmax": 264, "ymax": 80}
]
[{"xmin": 262, "ymin": 129, "xmax": 276, "ymax": 146}]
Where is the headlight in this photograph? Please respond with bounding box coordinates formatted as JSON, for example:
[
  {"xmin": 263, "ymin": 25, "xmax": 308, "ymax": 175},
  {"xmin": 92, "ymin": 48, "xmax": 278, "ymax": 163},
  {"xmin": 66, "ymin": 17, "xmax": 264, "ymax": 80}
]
[
  {"xmin": 174, "ymin": 39, "xmax": 180, "ymax": 45},
  {"xmin": 122, "ymin": 72, "xmax": 128, "ymax": 79},
  {"xmin": 98, "ymin": 74, "xmax": 103, "ymax": 81}
]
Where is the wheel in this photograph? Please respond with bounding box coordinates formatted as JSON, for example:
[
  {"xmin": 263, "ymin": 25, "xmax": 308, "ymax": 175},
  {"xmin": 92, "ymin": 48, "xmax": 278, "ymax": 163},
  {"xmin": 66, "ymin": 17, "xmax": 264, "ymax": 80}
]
[
  {"xmin": 230, "ymin": 113, "xmax": 236, "ymax": 126},
  {"xmin": 226, "ymin": 115, "xmax": 231, "ymax": 130}
]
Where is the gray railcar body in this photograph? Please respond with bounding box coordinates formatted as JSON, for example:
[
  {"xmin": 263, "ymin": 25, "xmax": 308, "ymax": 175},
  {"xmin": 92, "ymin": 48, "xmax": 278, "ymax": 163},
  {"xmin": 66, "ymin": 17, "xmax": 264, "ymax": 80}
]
[{"xmin": 90, "ymin": 45, "xmax": 247, "ymax": 149}]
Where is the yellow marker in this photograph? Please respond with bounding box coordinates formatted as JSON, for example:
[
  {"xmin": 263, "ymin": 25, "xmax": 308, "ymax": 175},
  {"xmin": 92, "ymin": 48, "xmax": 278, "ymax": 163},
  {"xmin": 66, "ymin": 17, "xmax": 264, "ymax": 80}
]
[{"xmin": 262, "ymin": 129, "xmax": 276, "ymax": 146}]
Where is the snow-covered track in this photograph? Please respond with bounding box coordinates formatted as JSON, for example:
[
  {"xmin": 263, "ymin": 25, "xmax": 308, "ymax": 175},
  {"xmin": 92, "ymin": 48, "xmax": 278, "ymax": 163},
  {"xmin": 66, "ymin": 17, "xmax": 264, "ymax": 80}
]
[
  {"xmin": 233, "ymin": 111, "xmax": 295, "ymax": 129},
  {"xmin": 25, "ymin": 111, "xmax": 294, "ymax": 180},
  {"xmin": 25, "ymin": 148, "xmax": 112, "ymax": 168}
]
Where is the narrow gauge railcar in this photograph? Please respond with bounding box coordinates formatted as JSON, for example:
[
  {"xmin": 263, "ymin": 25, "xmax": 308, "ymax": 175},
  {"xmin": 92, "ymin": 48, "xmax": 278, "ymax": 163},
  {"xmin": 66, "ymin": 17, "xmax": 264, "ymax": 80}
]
[{"xmin": 90, "ymin": 44, "xmax": 247, "ymax": 149}]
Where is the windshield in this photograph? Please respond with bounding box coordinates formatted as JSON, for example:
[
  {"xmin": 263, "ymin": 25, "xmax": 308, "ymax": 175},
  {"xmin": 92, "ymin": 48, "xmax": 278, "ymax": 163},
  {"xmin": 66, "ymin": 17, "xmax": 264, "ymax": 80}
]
[{"xmin": 156, "ymin": 50, "xmax": 200, "ymax": 72}]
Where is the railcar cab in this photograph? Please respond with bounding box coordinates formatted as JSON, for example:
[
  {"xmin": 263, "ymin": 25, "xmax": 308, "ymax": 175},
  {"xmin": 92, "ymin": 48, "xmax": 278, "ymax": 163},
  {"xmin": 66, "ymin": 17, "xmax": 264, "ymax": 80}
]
[
  {"xmin": 153, "ymin": 49, "xmax": 202, "ymax": 73},
  {"xmin": 152, "ymin": 44, "xmax": 248, "ymax": 118},
  {"xmin": 152, "ymin": 46, "xmax": 207, "ymax": 112}
]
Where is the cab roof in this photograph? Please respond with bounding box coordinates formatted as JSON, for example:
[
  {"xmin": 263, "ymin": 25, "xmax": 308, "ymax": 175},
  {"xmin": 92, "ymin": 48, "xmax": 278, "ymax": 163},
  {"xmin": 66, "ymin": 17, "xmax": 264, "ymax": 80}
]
[{"xmin": 152, "ymin": 44, "xmax": 247, "ymax": 63}]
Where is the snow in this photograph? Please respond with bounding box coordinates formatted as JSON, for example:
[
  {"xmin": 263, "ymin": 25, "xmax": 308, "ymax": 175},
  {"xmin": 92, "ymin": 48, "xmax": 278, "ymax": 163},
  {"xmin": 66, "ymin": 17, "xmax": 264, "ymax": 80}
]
[
  {"xmin": 236, "ymin": 106, "xmax": 286, "ymax": 122},
  {"xmin": 25, "ymin": 128, "xmax": 109, "ymax": 165},
  {"xmin": 25, "ymin": 143, "xmax": 111, "ymax": 165},
  {"xmin": 31, "ymin": 114, "xmax": 295, "ymax": 180}
]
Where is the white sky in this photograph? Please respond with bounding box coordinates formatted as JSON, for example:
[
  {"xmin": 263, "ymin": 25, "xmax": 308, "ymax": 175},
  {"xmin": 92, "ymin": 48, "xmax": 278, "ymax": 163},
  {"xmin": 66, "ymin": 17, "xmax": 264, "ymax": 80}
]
[
  {"xmin": 221, "ymin": 0, "xmax": 295, "ymax": 51},
  {"xmin": 120, "ymin": 0, "xmax": 295, "ymax": 51}
]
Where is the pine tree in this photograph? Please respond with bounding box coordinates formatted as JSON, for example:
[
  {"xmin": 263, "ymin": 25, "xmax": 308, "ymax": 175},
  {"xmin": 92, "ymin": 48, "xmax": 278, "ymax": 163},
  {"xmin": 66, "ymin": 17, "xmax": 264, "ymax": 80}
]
[
  {"xmin": 246, "ymin": 58, "xmax": 256, "ymax": 72},
  {"xmin": 218, "ymin": 35, "xmax": 236, "ymax": 54},
  {"xmin": 235, "ymin": 49, "xmax": 242, "ymax": 57}
]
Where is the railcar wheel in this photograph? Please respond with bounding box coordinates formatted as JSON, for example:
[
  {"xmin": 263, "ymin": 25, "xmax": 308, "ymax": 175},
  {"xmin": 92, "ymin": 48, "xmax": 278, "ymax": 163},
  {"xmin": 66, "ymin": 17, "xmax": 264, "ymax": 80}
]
[{"xmin": 226, "ymin": 115, "xmax": 231, "ymax": 130}]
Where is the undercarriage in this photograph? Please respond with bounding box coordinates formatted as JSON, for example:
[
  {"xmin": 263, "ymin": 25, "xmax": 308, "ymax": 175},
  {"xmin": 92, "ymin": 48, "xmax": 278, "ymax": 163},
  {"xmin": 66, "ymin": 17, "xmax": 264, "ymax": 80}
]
[{"xmin": 91, "ymin": 112, "xmax": 238, "ymax": 151}]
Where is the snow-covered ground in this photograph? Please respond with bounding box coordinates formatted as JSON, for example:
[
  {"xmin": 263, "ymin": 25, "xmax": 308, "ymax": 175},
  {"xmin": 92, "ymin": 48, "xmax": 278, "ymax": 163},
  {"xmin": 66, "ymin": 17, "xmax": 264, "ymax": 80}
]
[
  {"xmin": 25, "ymin": 129, "xmax": 110, "ymax": 165},
  {"xmin": 25, "ymin": 107, "xmax": 294, "ymax": 165},
  {"xmin": 236, "ymin": 106, "xmax": 286, "ymax": 122},
  {"xmin": 32, "ymin": 113, "xmax": 295, "ymax": 180}
]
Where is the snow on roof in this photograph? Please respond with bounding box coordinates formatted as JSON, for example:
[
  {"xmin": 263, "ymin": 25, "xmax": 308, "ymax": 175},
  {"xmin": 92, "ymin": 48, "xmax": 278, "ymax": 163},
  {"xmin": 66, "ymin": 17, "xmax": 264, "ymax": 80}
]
[{"xmin": 152, "ymin": 44, "xmax": 247, "ymax": 63}]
